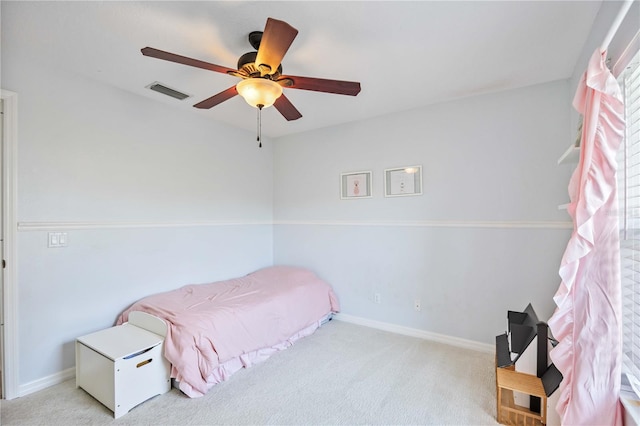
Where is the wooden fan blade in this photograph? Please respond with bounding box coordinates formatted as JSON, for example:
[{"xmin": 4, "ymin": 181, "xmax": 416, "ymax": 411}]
[
  {"xmin": 255, "ymin": 18, "xmax": 298, "ymax": 76},
  {"xmin": 193, "ymin": 86, "xmax": 238, "ymax": 109},
  {"xmin": 273, "ymin": 94, "xmax": 302, "ymax": 121},
  {"xmin": 279, "ymin": 75, "xmax": 361, "ymax": 96},
  {"xmin": 141, "ymin": 47, "xmax": 237, "ymax": 75}
]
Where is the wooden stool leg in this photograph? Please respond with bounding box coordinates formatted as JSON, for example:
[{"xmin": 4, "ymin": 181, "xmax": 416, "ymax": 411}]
[{"xmin": 497, "ymin": 386, "xmax": 502, "ymax": 422}]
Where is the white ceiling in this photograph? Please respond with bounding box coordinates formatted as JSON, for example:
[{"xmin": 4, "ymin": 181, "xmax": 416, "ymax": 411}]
[{"xmin": 2, "ymin": 1, "xmax": 602, "ymax": 138}]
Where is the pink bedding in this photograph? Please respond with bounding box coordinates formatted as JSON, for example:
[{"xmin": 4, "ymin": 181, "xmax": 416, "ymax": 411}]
[{"xmin": 117, "ymin": 266, "xmax": 340, "ymax": 397}]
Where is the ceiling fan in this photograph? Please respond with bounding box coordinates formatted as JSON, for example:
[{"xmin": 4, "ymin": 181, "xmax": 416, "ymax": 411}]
[{"xmin": 141, "ymin": 17, "xmax": 362, "ymax": 122}]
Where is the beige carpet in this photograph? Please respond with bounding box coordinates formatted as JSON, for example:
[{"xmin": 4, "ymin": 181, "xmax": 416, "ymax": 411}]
[{"xmin": 1, "ymin": 320, "xmax": 498, "ymax": 425}]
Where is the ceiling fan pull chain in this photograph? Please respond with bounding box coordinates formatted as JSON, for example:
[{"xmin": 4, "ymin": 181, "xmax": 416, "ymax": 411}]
[{"xmin": 257, "ymin": 104, "xmax": 264, "ymax": 148}]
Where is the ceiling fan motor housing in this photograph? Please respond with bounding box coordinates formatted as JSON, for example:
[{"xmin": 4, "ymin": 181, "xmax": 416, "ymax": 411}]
[
  {"xmin": 237, "ymin": 51, "xmax": 282, "ymax": 79},
  {"xmin": 248, "ymin": 31, "xmax": 263, "ymax": 50}
]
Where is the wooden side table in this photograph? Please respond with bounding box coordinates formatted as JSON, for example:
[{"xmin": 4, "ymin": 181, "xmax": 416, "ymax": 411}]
[{"xmin": 496, "ymin": 366, "xmax": 547, "ymax": 425}]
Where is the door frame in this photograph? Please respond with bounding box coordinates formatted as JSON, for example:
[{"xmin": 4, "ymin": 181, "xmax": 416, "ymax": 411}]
[{"xmin": 1, "ymin": 89, "xmax": 18, "ymax": 399}]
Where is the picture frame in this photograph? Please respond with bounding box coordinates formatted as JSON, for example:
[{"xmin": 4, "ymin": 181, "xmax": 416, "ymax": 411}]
[
  {"xmin": 384, "ymin": 165, "xmax": 422, "ymax": 197},
  {"xmin": 340, "ymin": 171, "xmax": 372, "ymax": 199}
]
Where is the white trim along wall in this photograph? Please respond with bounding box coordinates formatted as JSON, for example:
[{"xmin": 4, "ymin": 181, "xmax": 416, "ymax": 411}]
[
  {"xmin": 1, "ymin": 89, "xmax": 19, "ymax": 400},
  {"xmin": 17, "ymin": 219, "xmax": 571, "ymax": 232}
]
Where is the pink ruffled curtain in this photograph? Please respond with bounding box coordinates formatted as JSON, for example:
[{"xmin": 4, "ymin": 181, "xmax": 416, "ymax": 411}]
[{"xmin": 548, "ymin": 49, "xmax": 625, "ymax": 425}]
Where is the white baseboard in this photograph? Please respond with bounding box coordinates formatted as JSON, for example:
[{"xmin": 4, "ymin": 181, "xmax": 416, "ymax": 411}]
[
  {"xmin": 334, "ymin": 313, "xmax": 494, "ymax": 354},
  {"xmin": 18, "ymin": 367, "xmax": 75, "ymax": 397}
]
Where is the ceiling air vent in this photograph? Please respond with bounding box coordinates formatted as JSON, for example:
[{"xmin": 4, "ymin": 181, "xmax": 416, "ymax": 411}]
[{"xmin": 146, "ymin": 82, "xmax": 190, "ymax": 100}]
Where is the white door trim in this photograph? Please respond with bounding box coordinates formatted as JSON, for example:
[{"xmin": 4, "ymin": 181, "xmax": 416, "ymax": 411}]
[{"xmin": 1, "ymin": 89, "xmax": 18, "ymax": 400}]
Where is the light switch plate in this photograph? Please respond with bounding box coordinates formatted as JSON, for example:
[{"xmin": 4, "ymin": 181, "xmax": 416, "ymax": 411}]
[{"xmin": 48, "ymin": 232, "xmax": 68, "ymax": 248}]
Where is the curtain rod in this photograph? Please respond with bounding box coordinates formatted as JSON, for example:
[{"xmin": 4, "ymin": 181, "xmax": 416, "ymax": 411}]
[{"xmin": 601, "ymin": 0, "xmax": 635, "ymax": 52}]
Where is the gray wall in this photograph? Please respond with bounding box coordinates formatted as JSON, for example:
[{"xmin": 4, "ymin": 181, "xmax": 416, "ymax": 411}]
[
  {"xmin": 273, "ymin": 80, "xmax": 574, "ymax": 344},
  {"xmin": 4, "ymin": 55, "xmax": 275, "ymax": 385}
]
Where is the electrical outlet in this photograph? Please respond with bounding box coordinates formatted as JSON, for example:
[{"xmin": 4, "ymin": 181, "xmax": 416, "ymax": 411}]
[
  {"xmin": 414, "ymin": 299, "xmax": 421, "ymax": 311},
  {"xmin": 374, "ymin": 292, "xmax": 381, "ymax": 304}
]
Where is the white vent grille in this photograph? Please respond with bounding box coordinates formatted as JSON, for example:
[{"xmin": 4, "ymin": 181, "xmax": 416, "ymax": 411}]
[{"xmin": 146, "ymin": 82, "xmax": 190, "ymax": 100}]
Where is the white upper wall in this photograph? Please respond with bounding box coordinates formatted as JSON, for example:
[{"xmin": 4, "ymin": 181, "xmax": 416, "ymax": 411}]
[
  {"xmin": 274, "ymin": 80, "xmax": 573, "ymax": 224},
  {"xmin": 10, "ymin": 61, "xmax": 273, "ymax": 223}
]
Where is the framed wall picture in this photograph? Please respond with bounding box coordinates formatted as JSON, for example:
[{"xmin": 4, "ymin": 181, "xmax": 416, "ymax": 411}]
[
  {"xmin": 384, "ymin": 165, "xmax": 422, "ymax": 197},
  {"xmin": 340, "ymin": 171, "xmax": 372, "ymax": 199}
]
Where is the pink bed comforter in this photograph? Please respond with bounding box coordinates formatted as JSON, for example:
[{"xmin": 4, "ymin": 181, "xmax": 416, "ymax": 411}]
[{"xmin": 117, "ymin": 266, "xmax": 340, "ymax": 397}]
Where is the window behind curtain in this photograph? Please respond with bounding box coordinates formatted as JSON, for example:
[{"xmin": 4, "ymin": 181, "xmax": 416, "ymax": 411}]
[{"xmin": 619, "ymin": 48, "xmax": 640, "ymax": 382}]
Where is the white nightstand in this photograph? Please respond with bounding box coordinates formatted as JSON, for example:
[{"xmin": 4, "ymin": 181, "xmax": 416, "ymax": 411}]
[{"xmin": 76, "ymin": 320, "xmax": 171, "ymax": 418}]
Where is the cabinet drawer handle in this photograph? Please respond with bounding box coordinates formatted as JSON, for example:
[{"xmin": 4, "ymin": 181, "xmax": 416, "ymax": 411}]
[{"xmin": 136, "ymin": 359, "xmax": 153, "ymax": 368}]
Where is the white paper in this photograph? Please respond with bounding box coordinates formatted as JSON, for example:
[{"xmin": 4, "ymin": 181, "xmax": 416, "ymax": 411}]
[
  {"xmin": 346, "ymin": 174, "xmax": 367, "ymax": 197},
  {"xmin": 389, "ymin": 170, "xmax": 415, "ymax": 195}
]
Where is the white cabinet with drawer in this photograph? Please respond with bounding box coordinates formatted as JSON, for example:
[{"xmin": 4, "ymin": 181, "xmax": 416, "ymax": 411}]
[{"xmin": 76, "ymin": 322, "xmax": 171, "ymax": 418}]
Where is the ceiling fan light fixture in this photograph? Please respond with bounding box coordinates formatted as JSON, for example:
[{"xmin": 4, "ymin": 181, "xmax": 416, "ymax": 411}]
[{"xmin": 236, "ymin": 78, "xmax": 283, "ymax": 109}]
